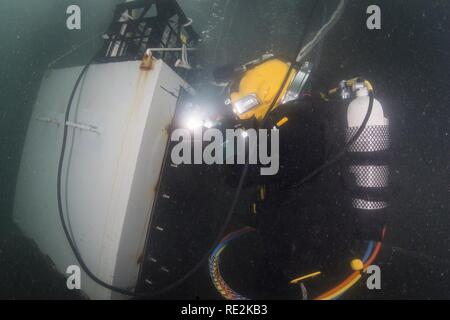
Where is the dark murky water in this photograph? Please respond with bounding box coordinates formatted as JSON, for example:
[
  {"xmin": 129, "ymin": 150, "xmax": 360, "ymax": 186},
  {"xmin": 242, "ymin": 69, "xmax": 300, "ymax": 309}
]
[{"xmin": 0, "ymin": 0, "xmax": 449, "ymax": 299}]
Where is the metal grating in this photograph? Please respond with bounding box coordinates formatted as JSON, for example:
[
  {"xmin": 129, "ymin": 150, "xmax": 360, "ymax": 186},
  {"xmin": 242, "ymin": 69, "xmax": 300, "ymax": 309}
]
[
  {"xmin": 98, "ymin": 0, "xmax": 198, "ymax": 70},
  {"xmin": 349, "ymin": 165, "xmax": 390, "ymax": 188},
  {"xmin": 352, "ymin": 198, "xmax": 388, "ymax": 210},
  {"xmin": 346, "ymin": 125, "xmax": 390, "ymax": 153}
]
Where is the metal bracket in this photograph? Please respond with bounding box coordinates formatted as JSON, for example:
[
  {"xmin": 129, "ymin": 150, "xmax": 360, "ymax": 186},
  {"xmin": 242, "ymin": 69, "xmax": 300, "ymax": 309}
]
[{"xmin": 65, "ymin": 121, "xmax": 102, "ymax": 134}]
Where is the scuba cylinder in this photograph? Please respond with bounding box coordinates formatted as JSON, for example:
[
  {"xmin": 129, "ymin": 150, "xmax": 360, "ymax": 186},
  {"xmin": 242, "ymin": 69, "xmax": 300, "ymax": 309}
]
[{"xmin": 346, "ymin": 83, "xmax": 390, "ymax": 240}]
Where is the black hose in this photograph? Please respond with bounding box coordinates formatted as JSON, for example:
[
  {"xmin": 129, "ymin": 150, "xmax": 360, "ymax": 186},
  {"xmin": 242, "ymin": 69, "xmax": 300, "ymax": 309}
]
[
  {"xmin": 57, "ymin": 54, "xmax": 253, "ymax": 298},
  {"xmin": 282, "ymin": 90, "xmax": 375, "ymax": 208},
  {"xmin": 260, "ymin": 0, "xmax": 321, "ymax": 127},
  {"xmin": 57, "ymin": 55, "xmax": 136, "ymax": 295},
  {"xmin": 57, "ymin": 0, "xmax": 324, "ymax": 298},
  {"xmin": 57, "ymin": 54, "xmax": 148, "ymax": 296}
]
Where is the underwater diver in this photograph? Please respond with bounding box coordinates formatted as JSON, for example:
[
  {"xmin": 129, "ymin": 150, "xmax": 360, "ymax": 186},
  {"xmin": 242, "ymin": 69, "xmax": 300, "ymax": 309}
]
[
  {"xmin": 203, "ymin": 0, "xmax": 392, "ymax": 301},
  {"xmin": 208, "ymin": 52, "xmax": 391, "ymax": 300}
]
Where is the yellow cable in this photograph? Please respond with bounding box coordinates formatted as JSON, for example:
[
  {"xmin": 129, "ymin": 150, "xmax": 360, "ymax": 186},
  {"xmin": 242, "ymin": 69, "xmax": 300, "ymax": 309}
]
[
  {"xmin": 276, "ymin": 117, "xmax": 289, "ymax": 128},
  {"xmin": 320, "ymin": 92, "xmax": 330, "ymax": 101},
  {"xmin": 259, "ymin": 185, "xmax": 266, "ymax": 201},
  {"xmin": 216, "ymin": 246, "xmax": 226, "ymax": 256},
  {"xmin": 345, "ymin": 77, "xmax": 359, "ymax": 86},
  {"xmin": 319, "ymin": 273, "xmax": 362, "ymax": 300},
  {"xmin": 328, "ymin": 88, "xmax": 338, "ymax": 95},
  {"xmin": 290, "ymin": 271, "xmax": 322, "ymax": 284},
  {"xmin": 328, "ymin": 78, "xmax": 374, "ymax": 95},
  {"xmin": 363, "ymin": 80, "xmax": 374, "ymax": 92}
]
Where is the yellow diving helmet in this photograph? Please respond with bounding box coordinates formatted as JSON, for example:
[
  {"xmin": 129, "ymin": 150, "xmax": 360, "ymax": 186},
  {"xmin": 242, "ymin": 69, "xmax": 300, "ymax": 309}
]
[{"xmin": 230, "ymin": 58, "xmax": 313, "ymax": 122}]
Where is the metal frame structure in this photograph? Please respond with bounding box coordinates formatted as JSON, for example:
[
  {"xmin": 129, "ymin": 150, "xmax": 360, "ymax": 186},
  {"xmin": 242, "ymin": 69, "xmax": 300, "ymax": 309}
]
[{"xmin": 99, "ymin": 0, "xmax": 198, "ymax": 69}]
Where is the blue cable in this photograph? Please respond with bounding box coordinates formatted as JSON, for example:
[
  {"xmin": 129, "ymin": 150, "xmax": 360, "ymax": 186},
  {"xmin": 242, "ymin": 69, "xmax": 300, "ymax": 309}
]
[
  {"xmin": 334, "ymin": 241, "xmax": 375, "ymax": 300},
  {"xmin": 362, "ymin": 241, "xmax": 375, "ymax": 263}
]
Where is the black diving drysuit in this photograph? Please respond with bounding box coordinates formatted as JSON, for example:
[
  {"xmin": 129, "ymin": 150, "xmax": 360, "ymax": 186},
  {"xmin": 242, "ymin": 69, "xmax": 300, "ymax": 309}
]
[{"xmin": 224, "ymin": 92, "xmax": 384, "ymax": 299}]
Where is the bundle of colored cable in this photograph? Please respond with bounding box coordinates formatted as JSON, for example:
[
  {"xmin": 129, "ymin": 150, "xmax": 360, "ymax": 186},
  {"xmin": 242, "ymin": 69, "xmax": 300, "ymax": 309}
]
[{"xmin": 209, "ymin": 227, "xmax": 255, "ymax": 300}]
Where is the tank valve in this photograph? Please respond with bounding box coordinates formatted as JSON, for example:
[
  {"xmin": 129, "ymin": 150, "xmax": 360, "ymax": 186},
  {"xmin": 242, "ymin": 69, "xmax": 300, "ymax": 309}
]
[{"xmin": 339, "ymin": 80, "xmax": 352, "ymax": 100}]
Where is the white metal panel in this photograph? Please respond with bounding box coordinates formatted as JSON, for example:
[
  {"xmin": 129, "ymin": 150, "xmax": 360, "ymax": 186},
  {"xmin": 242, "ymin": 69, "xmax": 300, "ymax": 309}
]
[
  {"xmin": 111, "ymin": 62, "xmax": 185, "ymax": 298},
  {"xmin": 13, "ymin": 59, "xmax": 188, "ymax": 299}
]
